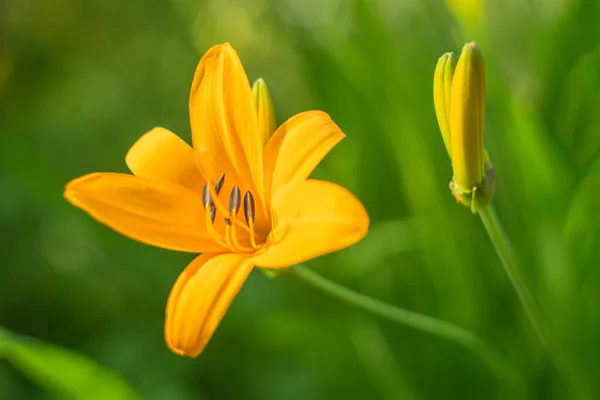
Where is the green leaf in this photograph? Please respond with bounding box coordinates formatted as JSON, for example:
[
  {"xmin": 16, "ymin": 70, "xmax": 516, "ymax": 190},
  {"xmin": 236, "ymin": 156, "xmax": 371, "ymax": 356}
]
[{"xmin": 0, "ymin": 326, "xmax": 141, "ymax": 400}]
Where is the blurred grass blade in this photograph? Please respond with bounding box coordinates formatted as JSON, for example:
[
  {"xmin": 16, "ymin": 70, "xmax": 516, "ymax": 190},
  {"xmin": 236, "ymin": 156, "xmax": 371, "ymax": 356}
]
[
  {"xmin": 564, "ymin": 154, "xmax": 600, "ymax": 277},
  {"xmin": 0, "ymin": 326, "xmax": 141, "ymax": 400},
  {"xmin": 350, "ymin": 319, "xmax": 419, "ymax": 400}
]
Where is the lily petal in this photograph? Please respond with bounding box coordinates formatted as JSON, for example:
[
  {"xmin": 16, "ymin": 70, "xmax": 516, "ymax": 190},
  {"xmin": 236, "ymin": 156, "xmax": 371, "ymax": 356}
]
[
  {"xmin": 252, "ymin": 179, "xmax": 369, "ymax": 268},
  {"xmin": 189, "ymin": 43, "xmax": 262, "ymax": 194},
  {"xmin": 263, "ymin": 111, "xmax": 345, "ymax": 196},
  {"xmin": 125, "ymin": 127, "xmax": 204, "ymax": 191},
  {"xmin": 165, "ymin": 253, "xmax": 254, "ymax": 357},
  {"xmin": 64, "ymin": 173, "xmax": 223, "ymax": 253}
]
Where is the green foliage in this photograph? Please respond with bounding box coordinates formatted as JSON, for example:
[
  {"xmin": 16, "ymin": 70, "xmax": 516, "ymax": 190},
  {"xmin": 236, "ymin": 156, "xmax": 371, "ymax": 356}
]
[
  {"xmin": 0, "ymin": 327, "xmax": 140, "ymax": 400},
  {"xmin": 1, "ymin": 0, "xmax": 600, "ymax": 398}
]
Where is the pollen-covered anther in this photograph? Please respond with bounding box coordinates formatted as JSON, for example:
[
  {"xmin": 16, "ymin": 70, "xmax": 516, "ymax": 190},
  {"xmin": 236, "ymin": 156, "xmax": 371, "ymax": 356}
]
[
  {"xmin": 202, "ymin": 183, "xmax": 211, "ymax": 208},
  {"xmin": 215, "ymin": 173, "xmax": 225, "ymax": 195},
  {"xmin": 243, "ymin": 191, "xmax": 255, "ymax": 226},
  {"xmin": 202, "ymin": 174, "xmax": 226, "ymax": 225},
  {"xmin": 243, "ymin": 191, "xmax": 259, "ymax": 249},
  {"xmin": 229, "ymin": 186, "xmax": 241, "ymax": 216},
  {"xmin": 201, "ymin": 182, "xmax": 216, "ymax": 223}
]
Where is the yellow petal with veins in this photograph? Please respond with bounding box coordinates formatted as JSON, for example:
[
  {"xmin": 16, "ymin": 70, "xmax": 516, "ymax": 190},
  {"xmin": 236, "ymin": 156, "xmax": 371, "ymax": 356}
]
[
  {"xmin": 126, "ymin": 127, "xmax": 204, "ymax": 191},
  {"xmin": 252, "ymin": 179, "xmax": 369, "ymax": 268},
  {"xmin": 165, "ymin": 253, "xmax": 254, "ymax": 357},
  {"xmin": 189, "ymin": 43, "xmax": 262, "ymax": 196},
  {"xmin": 263, "ymin": 111, "xmax": 345, "ymax": 196},
  {"xmin": 64, "ymin": 173, "xmax": 224, "ymax": 253}
]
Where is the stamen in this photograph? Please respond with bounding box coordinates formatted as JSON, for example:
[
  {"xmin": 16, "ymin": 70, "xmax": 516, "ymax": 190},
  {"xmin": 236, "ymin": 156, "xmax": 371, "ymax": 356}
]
[
  {"xmin": 202, "ymin": 183, "xmax": 216, "ymax": 223},
  {"xmin": 230, "ymin": 213, "xmax": 260, "ymax": 251},
  {"xmin": 243, "ymin": 191, "xmax": 255, "ymax": 226},
  {"xmin": 225, "ymin": 223, "xmax": 254, "ymax": 252},
  {"xmin": 224, "ymin": 224, "xmax": 234, "ymax": 251},
  {"xmin": 201, "ymin": 176, "xmax": 260, "ymax": 252},
  {"xmin": 207, "ymin": 183, "xmax": 251, "ymax": 233},
  {"xmin": 215, "ymin": 173, "xmax": 225, "ymax": 195},
  {"xmin": 202, "ymin": 183, "xmax": 211, "ymax": 209},
  {"xmin": 204, "ymin": 204, "xmax": 227, "ymax": 247},
  {"xmin": 247, "ymin": 217, "xmax": 259, "ymax": 249},
  {"xmin": 227, "ymin": 187, "xmax": 257, "ymax": 252},
  {"xmin": 229, "ymin": 186, "xmax": 241, "ymax": 215},
  {"xmin": 243, "ymin": 191, "xmax": 259, "ymax": 249}
]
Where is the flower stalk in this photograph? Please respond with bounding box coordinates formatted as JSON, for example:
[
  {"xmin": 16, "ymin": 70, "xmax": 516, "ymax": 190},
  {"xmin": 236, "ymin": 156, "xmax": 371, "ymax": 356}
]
[
  {"xmin": 434, "ymin": 42, "xmax": 586, "ymax": 396},
  {"xmin": 478, "ymin": 206, "xmax": 551, "ymax": 346},
  {"xmin": 290, "ymin": 265, "xmax": 517, "ymax": 385},
  {"xmin": 478, "ymin": 206, "xmax": 591, "ymax": 398},
  {"xmin": 434, "ymin": 42, "xmax": 554, "ymax": 355}
]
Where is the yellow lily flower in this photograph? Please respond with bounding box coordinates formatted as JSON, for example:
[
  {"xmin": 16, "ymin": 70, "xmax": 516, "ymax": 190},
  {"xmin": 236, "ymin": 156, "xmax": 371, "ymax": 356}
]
[{"xmin": 64, "ymin": 43, "xmax": 369, "ymax": 357}]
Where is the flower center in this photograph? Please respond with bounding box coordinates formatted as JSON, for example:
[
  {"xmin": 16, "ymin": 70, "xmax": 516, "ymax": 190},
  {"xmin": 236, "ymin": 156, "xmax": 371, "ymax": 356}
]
[{"xmin": 201, "ymin": 173, "xmax": 264, "ymax": 253}]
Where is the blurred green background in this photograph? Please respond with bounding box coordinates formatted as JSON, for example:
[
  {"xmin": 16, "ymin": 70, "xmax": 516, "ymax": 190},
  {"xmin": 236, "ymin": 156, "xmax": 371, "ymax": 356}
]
[{"xmin": 1, "ymin": 0, "xmax": 600, "ymax": 398}]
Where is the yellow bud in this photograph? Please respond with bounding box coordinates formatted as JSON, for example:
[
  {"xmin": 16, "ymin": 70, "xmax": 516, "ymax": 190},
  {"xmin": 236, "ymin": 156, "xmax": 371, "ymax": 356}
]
[
  {"xmin": 450, "ymin": 42, "xmax": 486, "ymax": 193},
  {"xmin": 434, "ymin": 42, "xmax": 494, "ymax": 212},
  {"xmin": 260, "ymin": 268, "xmax": 282, "ymax": 279},
  {"xmin": 252, "ymin": 78, "xmax": 276, "ymax": 147},
  {"xmin": 433, "ymin": 52, "xmax": 455, "ymax": 158}
]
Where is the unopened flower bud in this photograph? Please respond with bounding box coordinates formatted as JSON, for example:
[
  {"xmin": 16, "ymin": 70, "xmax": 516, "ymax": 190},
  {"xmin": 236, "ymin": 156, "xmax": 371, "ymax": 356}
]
[
  {"xmin": 451, "ymin": 42, "xmax": 486, "ymax": 192},
  {"xmin": 252, "ymin": 78, "xmax": 276, "ymax": 147},
  {"xmin": 434, "ymin": 42, "xmax": 494, "ymax": 212}
]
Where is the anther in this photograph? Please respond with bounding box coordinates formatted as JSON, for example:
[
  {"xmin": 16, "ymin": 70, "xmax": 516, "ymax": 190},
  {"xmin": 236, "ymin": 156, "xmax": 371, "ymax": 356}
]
[
  {"xmin": 229, "ymin": 186, "xmax": 241, "ymax": 215},
  {"xmin": 202, "ymin": 183, "xmax": 211, "ymax": 209},
  {"xmin": 202, "ymin": 182, "xmax": 217, "ymax": 223},
  {"xmin": 215, "ymin": 173, "xmax": 225, "ymax": 195},
  {"xmin": 243, "ymin": 191, "xmax": 255, "ymax": 225}
]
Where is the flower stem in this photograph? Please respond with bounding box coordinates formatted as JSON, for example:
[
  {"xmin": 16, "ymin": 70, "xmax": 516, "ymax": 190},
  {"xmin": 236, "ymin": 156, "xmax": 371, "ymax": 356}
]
[
  {"xmin": 289, "ymin": 264, "xmax": 516, "ymax": 386},
  {"xmin": 478, "ymin": 205, "xmax": 590, "ymax": 398},
  {"xmin": 478, "ymin": 205, "xmax": 551, "ymax": 347}
]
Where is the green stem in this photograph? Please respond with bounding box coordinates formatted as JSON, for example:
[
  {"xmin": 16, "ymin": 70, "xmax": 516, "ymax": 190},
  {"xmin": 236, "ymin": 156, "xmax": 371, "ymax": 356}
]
[
  {"xmin": 478, "ymin": 205, "xmax": 589, "ymax": 398},
  {"xmin": 289, "ymin": 264, "xmax": 515, "ymax": 385},
  {"xmin": 478, "ymin": 205, "xmax": 551, "ymax": 347}
]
